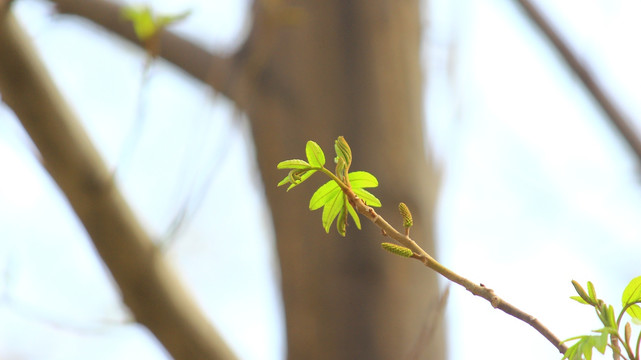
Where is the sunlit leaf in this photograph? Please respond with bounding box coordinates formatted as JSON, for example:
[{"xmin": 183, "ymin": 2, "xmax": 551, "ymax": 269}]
[
  {"xmin": 348, "ymin": 171, "xmax": 378, "ymax": 188},
  {"xmin": 353, "ymin": 188, "xmax": 381, "ymax": 207},
  {"xmin": 622, "ymin": 276, "xmax": 641, "ymax": 321},
  {"xmin": 286, "ymin": 169, "xmax": 317, "ymax": 191},
  {"xmin": 122, "ymin": 5, "xmax": 190, "ymax": 41},
  {"xmin": 310, "ymin": 180, "xmax": 340, "ymax": 210},
  {"xmin": 572, "ymin": 280, "xmax": 592, "ymax": 305},
  {"xmin": 277, "ymin": 175, "xmax": 290, "ymax": 187},
  {"xmin": 336, "ymin": 206, "xmax": 347, "ymax": 236},
  {"xmin": 587, "ymin": 281, "xmax": 597, "ymax": 303},
  {"xmin": 334, "ymin": 136, "xmax": 352, "ymax": 169},
  {"xmin": 277, "ymin": 159, "xmax": 311, "ymax": 169},
  {"xmin": 306, "ymin": 141, "xmax": 325, "ymax": 167},
  {"xmin": 346, "ymin": 203, "xmax": 361, "ymax": 230},
  {"xmin": 570, "ymin": 296, "xmax": 590, "ymax": 305},
  {"xmin": 322, "ymin": 192, "xmax": 345, "ymax": 233}
]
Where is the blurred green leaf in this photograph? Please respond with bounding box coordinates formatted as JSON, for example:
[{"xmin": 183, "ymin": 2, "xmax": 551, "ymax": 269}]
[
  {"xmin": 587, "ymin": 281, "xmax": 597, "ymax": 303},
  {"xmin": 122, "ymin": 5, "xmax": 190, "ymax": 41},
  {"xmin": 622, "ymin": 276, "xmax": 641, "ymax": 321},
  {"xmin": 570, "ymin": 296, "xmax": 590, "ymax": 305},
  {"xmin": 306, "ymin": 141, "xmax": 325, "ymax": 167},
  {"xmin": 572, "ymin": 280, "xmax": 592, "ymax": 305}
]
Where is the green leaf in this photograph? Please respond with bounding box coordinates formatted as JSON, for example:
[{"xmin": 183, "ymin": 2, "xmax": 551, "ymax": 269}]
[
  {"xmin": 286, "ymin": 169, "xmax": 316, "ymax": 191},
  {"xmin": 277, "ymin": 159, "xmax": 311, "ymax": 169},
  {"xmin": 346, "ymin": 203, "xmax": 361, "ymax": 230},
  {"xmin": 322, "ymin": 192, "xmax": 345, "ymax": 233},
  {"xmin": 336, "ymin": 206, "xmax": 347, "ymax": 236},
  {"xmin": 310, "ymin": 180, "xmax": 340, "ymax": 210},
  {"xmin": 306, "ymin": 141, "xmax": 325, "ymax": 167},
  {"xmin": 334, "ymin": 136, "xmax": 352, "ymax": 169},
  {"xmin": 353, "ymin": 188, "xmax": 381, "ymax": 207},
  {"xmin": 570, "ymin": 296, "xmax": 590, "ymax": 305},
  {"xmin": 122, "ymin": 5, "xmax": 190, "ymax": 41},
  {"xmin": 156, "ymin": 10, "xmax": 191, "ymax": 27},
  {"xmin": 587, "ymin": 281, "xmax": 597, "ymax": 303},
  {"xmin": 122, "ymin": 6, "xmax": 156, "ymax": 40},
  {"xmin": 348, "ymin": 171, "xmax": 378, "ymax": 188},
  {"xmin": 572, "ymin": 280, "xmax": 592, "ymax": 305},
  {"xmin": 622, "ymin": 276, "xmax": 641, "ymax": 321},
  {"xmin": 277, "ymin": 175, "xmax": 290, "ymax": 187}
]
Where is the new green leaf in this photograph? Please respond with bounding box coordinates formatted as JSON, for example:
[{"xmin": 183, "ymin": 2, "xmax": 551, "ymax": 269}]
[
  {"xmin": 306, "ymin": 141, "xmax": 325, "ymax": 167},
  {"xmin": 622, "ymin": 275, "xmax": 641, "ymax": 322},
  {"xmin": 277, "ymin": 159, "xmax": 311, "ymax": 169}
]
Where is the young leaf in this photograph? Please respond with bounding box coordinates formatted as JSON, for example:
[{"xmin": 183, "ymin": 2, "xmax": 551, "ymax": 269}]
[
  {"xmin": 353, "ymin": 188, "xmax": 381, "ymax": 207},
  {"xmin": 336, "ymin": 206, "xmax": 348, "ymax": 236},
  {"xmin": 306, "ymin": 141, "xmax": 325, "ymax": 167},
  {"xmin": 277, "ymin": 159, "xmax": 311, "ymax": 169},
  {"xmin": 310, "ymin": 180, "xmax": 341, "ymax": 210},
  {"xmin": 334, "ymin": 136, "xmax": 352, "ymax": 169},
  {"xmin": 622, "ymin": 276, "xmax": 641, "ymax": 321},
  {"xmin": 346, "ymin": 203, "xmax": 361, "ymax": 230},
  {"xmin": 570, "ymin": 296, "xmax": 590, "ymax": 305},
  {"xmin": 587, "ymin": 281, "xmax": 597, "ymax": 303},
  {"xmin": 348, "ymin": 171, "xmax": 378, "ymax": 188},
  {"xmin": 572, "ymin": 280, "xmax": 593, "ymax": 305},
  {"xmin": 322, "ymin": 192, "xmax": 345, "ymax": 233},
  {"xmin": 287, "ymin": 169, "xmax": 317, "ymax": 191}
]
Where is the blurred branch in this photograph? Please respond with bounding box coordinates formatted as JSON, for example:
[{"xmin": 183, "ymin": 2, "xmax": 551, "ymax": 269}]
[
  {"xmin": 49, "ymin": 0, "xmax": 246, "ymax": 107},
  {"xmin": 515, "ymin": 0, "xmax": 641, "ymax": 164},
  {"xmin": 0, "ymin": 8, "xmax": 237, "ymax": 360}
]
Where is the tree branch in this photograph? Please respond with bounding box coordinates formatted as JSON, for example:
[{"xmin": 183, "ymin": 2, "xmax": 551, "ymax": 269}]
[
  {"xmin": 515, "ymin": 0, "xmax": 641, "ymax": 165},
  {"xmin": 348, "ymin": 193, "xmax": 569, "ymax": 354},
  {"xmin": 49, "ymin": 0, "xmax": 243, "ymax": 106},
  {"xmin": 0, "ymin": 8, "xmax": 237, "ymax": 360}
]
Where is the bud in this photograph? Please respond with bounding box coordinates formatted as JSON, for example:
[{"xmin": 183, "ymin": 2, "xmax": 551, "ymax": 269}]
[
  {"xmin": 571, "ymin": 280, "xmax": 592, "ymax": 305},
  {"xmin": 398, "ymin": 202, "xmax": 413, "ymax": 228},
  {"xmin": 381, "ymin": 242, "xmax": 413, "ymax": 258},
  {"xmin": 334, "ymin": 136, "xmax": 352, "ymax": 169}
]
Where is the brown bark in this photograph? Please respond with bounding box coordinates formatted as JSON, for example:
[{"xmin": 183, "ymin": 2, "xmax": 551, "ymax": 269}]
[
  {"xmin": 241, "ymin": 1, "xmax": 445, "ymax": 359},
  {"xmin": 0, "ymin": 9, "xmax": 236, "ymax": 360}
]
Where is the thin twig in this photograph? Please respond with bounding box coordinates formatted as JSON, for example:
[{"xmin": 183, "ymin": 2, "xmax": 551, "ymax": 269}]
[
  {"xmin": 515, "ymin": 0, "xmax": 641, "ymax": 165},
  {"xmin": 347, "ymin": 193, "xmax": 568, "ymax": 354}
]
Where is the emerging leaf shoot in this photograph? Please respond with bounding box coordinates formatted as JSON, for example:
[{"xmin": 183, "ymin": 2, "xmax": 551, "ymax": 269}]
[{"xmin": 277, "ymin": 137, "xmax": 381, "ymax": 236}]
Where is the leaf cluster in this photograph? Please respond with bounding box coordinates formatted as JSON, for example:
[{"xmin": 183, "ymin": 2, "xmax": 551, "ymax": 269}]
[
  {"xmin": 122, "ymin": 5, "xmax": 191, "ymax": 41},
  {"xmin": 277, "ymin": 137, "xmax": 381, "ymax": 236},
  {"xmin": 564, "ymin": 277, "xmax": 641, "ymax": 360}
]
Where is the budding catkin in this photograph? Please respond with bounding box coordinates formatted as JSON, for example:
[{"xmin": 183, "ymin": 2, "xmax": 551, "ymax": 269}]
[
  {"xmin": 381, "ymin": 242, "xmax": 413, "ymax": 258},
  {"xmin": 398, "ymin": 202, "xmax": 413, "ymax": 228}
]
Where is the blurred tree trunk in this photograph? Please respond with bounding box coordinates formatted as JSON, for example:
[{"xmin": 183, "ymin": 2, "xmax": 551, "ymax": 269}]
[{"xmin": 239, "ymin": 1, "xmax": 445, "ymax": 359}]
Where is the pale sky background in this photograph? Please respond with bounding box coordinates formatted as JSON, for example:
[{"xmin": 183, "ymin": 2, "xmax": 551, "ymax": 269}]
[{"xmin": 1, "ymin": 0, "xmax": 640, "ymax": 359}]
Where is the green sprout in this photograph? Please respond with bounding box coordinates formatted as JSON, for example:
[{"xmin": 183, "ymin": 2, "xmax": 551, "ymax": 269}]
[
  {"xmin": 563, "ymin": 276, "xmax": 641, "ymax": 360},
  {"xmin": 277, "ymin": 136, "xmax": 381, "ymax": 236}
]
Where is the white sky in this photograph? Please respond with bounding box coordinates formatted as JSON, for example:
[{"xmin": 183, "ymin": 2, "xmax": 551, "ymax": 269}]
[{"xmin": 1, "ymin": 0, "xmax": 640, "ymax": 359}]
